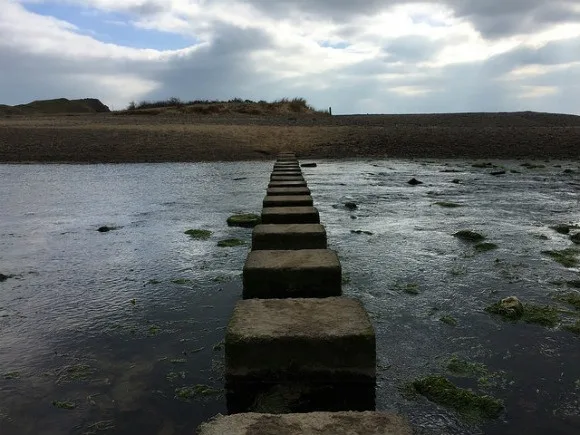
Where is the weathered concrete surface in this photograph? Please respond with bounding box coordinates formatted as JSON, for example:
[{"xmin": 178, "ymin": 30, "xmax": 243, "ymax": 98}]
[
  {"xmin": 197, "ymin": 412, "xmax": 411, "ymax": 435},
  {"xmin": 268, "ymin": 180, "xmax": 308, "ymax": 188},
  {"xmin": 266, "ymin": 187, "xmax": 311, "ymax": 196},
  {"xmin": 261, "ymin": 206, "xmax": 319, "ymax": 224},
  {"xmin": 252, "ymin": 224, "xmax": 327, "ymax": 250},
  {"xmin": 270, "ymin": 171, "xmax": 302, "ymax": 178},
  {"xmin": 243, "ymin": 249, "xmax": 341, "ymax": 298},
  {"xmin": 225, "ymin": 298, "xmax": 374, "ymax": 381},
  {"xmin": 270, "ymin": 176, "xmax": 305, "ymax": 182},
  {"xmin": 263, "ymin": 195, "xmax": 313, "ymax": 208}
]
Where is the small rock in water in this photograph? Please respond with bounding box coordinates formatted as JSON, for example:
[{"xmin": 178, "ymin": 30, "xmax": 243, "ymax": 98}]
[
  {"xmin": 408, "ymin": 178, "xmax": 423, "ymax": 185},
  {"xmin": 344, "ymin": 202, "xmax": 357, "ymax": 210},
  {"xmin": 301, "ymin": 163, "xmax": 317, "ymax": 168},
  {"xmin": 571, "ymin": 233, "xmax": 580, "ymax": 244},
  {"xmin": 97, "ymin": 226, "xmax": 116, "ymax": 232},
  {"xmin": 0, "ymin": 273, "xmax": 10, "ymax": 282},
  {"xmin": 451, "ymin": 179, "xmax": 461, "ymax": 184},
  {"xmin": 490, "ymin": 170, "xmax": 506, "ymax": 176}
]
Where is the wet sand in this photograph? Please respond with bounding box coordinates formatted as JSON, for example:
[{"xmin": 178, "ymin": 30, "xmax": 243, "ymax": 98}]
[{"xmin": 1, "ymin": 112, "xmax": 579, "ymax": 162}]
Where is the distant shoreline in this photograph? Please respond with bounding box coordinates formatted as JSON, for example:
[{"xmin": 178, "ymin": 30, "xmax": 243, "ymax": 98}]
[{"xmin": 1, "ymin": 113, "xmax": 579, "ymax": 163}]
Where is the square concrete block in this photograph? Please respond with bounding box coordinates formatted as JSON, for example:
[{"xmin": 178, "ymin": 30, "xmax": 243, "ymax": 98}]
[
  {"xmin": 266, "ymin": 187, "xmax": 311, "ymax": 196},
  {"xmin": 268, "ymin": 180, "xmax": 308, "ymax": 188},
  {"xmin": 225, "ymin": 298, "xmax": 375, "ymax": 382},
  {"xmin": 263, "ymin": 195, "xmax": 313, "ymax": 208},
  {"xmin": 270, "ymin": 176, "xmax": 305, "ymax": 182},
  {"xmin": 252, "ymin": 224, "xmax": 327, "ymax": 250},
  {"xmin": 198, "ymin": 412, "xmax": 411, "ymax": 435},
  {"xmin": 262, "ymin": 206, "xmax": 319, "ymax": 224},
  {"xmin": 243, "ymin": 249, "xmax": 341, "ymax": 298}
]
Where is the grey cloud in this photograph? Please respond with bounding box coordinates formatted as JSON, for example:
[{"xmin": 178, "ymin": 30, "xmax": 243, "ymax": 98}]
[{"xmin": 383, "ymin": 35, "xmax": 445, "ymax": 62}]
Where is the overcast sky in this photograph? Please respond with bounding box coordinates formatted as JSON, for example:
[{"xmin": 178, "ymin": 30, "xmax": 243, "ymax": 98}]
[{"xmin": 1, "ymin": 0, "xmax": 579, "ymax": 114}]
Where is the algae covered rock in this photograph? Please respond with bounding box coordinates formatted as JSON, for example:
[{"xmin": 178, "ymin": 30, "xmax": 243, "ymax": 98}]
[
  {"xmin": 486, "ymin": 296, "xmax": 524, "ymax": 320},
  {"xmin": 227, "ymin": 214, "xmax": 261, "ymax": 228}
]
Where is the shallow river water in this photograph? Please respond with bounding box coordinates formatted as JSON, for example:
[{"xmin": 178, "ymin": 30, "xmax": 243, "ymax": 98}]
[{"xmin": 1, "ymin": 160, "xmax": 580, "ymax": 434}]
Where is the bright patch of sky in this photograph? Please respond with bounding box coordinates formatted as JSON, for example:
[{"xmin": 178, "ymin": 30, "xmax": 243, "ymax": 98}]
[{"xmin": 23, "ymin": 2, "xmax": 194, "ymax": 50}]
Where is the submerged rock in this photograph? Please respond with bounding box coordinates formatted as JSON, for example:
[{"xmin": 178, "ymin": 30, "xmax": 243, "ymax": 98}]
[
  {"xmin": 344, "ymin": 202, "xmax": 357, "ymax": 210},
  {"xmin": 571, "ymin": 233, "xmax": 580, "ymax": 244},
  {"xmin": 490, "ymin": 170, "xmax": 506, "ymax": 176},
  {"xmin": 0, "ymin": 273, "xmax": 10, "ymax": 282},
  {"xmin": 453, "ymin": 230, "xmax": 486, "ymax": 242},
  {"xmin": 97, "ymin": 225, "xmax": 119, "ymax": 233},
  {"xmin": 497, "ymin": 296, "xmax": 524, "ymax": 319},
  {"xmin": 407, "ymin": 178, "xmax": 423, "ymax": 185}
]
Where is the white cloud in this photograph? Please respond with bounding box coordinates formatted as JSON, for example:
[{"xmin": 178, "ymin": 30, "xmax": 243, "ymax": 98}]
[{"xmin": 1, "ymin": 0, "xmax": 580, "ymax": 113}]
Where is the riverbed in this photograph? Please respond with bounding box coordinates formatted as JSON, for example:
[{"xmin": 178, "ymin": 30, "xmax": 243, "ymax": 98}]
[{"xmin": 1, "ymin": 160, "xmax": 579, "ymax": 434}]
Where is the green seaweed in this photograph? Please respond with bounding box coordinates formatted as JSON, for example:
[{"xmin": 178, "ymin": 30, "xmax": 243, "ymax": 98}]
[
  {"xmin": 434, "ymin": 202, "xmax": 463, "ymax": 208},
  {"xmin": 226, "ymin": 214, "xmax": 261, "ymax": 228},
  {"xmin": 3, "ymin": 371, "xmax": 20, "ymax": 380},
  {"xmin": 475, "ymin": 242, "xmax": 498, "ymax": 252},
  {"xmin": 217, "ymin": 238, "xmax": 246, "ymax": 248},
  {"xmin": 166, "ymin": 371, "xmax": 186, "ymax": 382},
  {"xmin": 171, "ymin": 278, "xmax": 192, "ymax": 285},
  {"xmin": 542, "ymin": 248, "xmax": 580, "ymax": 267},
  {"xmin": 440, "ymin": 315, "xmax": 458, "ymax": 326},
  {"xmin": 454, "ymin": 230, "xmax": 486, "ymax": 242},
  {"xmin": 446, "ymin": 356, "xmax": 487, "ymax": 377},
  {"xmin": 184, "ymin": 229, "xmax": 212, "ymax": 240},
  {"xmin": 175, "ymin": 384, "xmax": 221, "ymax": 401},
  {"xmin": 556, "ymin": 292, "xmax": 580, "ymax": 310},
  {"xmin": 563, "ymin": 321, "xmax": 580, "ymax": 335},
  {"xmin": 52, "ymin": 400, "xmax": 76, "ymax": 410},
  {"xmin": 148, "ymin": 325, "xmax": 161, "ymax": 335},
  {"xmin": 412, "ymin": 375, "xmax": 503, "ymax": 420},
  {"xmin": 486, "ymin": 301, "xmax": 558, "ymax": 327}
]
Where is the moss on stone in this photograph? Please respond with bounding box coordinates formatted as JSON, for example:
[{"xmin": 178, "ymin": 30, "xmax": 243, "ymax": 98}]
[
  {"xmin": 217, "ymin": 238, "xmax": 246, "ymax": 248},
  {"xmin": 475, "ymin": 242, "xmax": 498, "ymax": 252},
  {"xmin": 184, "ymin": 229, "xmax": 212, "ymax": 240},
  {"xmin": 412, "ymin": 375, "xmax": 503, "ymax": 420},
  {"xmin": 434, "ymin": 202, "xmax": 463, "ymax": 208},
  {"xmin": 542, "ymin": 248, "xmax": 580, "ymax": 267},
  {"xmin": 227, "ymin": 214, "xmax": 261, "ymax": 228},
  {"xmin": 454, "ymin": 230, "xmax": 486, "ymax": 242}
]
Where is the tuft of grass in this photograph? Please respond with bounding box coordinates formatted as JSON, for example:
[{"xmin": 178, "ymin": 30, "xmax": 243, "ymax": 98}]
[
  {"xmin": 454, "ymin": 230, "xmax": 486, "ymax": 242},
  {"xmin": 542, "ymin": 248, "xmax": 580, "ymax": 268},
  {"xmin": 475, "ymin": 242, "xmax": 498, "ymax": 252},
  {"xmin": 226, "ymin": 214, "xmax": 261, "ymax": 228},
  {"xmin": 412, "ymin": 376, "xmax": 503, "ymax": 420},
  {"xmin": 52, "ymin": 400, "xmax": 76, "ymax": 410},
  {"xmin": 184, "ymin": 229, "xmax": 212, "ymax": 240},
  {"xmin": 440, "ymin": 315, "xmax": 458, "ymax": 326},
  {"xmin": 217, "ymin": 238, "xmax": 246, "ymax": 248},
  {"xmin": 434, "ymin": 202, "xmax": 462, "ymax": 208}
]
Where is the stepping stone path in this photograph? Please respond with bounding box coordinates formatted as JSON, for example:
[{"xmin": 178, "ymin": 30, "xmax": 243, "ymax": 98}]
[{"xmin": 197, "ymin": 152, "xmax": 412, "ymax": 434}]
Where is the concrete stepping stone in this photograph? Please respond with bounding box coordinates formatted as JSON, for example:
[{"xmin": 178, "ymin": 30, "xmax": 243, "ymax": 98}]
[
  {"xmin": 243, "ymin": 249, "xmax": 340, "ymax": 298},
  {"xmin": 270, "ymin": 176, "xmax": 305, "ymax": 182},
  {"xmin": 274, "ymin": 163, "xmax": 300, "ymax": 168},
  {"xmin": 268, "ymin": 180, "xmax": 308, "ymax": 188},
  {"xmin": 262, "ymin": 206, "xmax": 319, "ymax": 224},
  {"xmin": 277, "ymin": 159, "xmax": 299, "ymax": 164},
  {"xmin": 266, "ymin": 187, "xmax": 311, "ymax": 196},
  {"xmin": 263, "ymin": 195, "xmax": 313, "ymax": 208},
  {"xmin": 252, "ymin": 224, "xmax": 327, "ymax": 250},
  {"xmin": 270, "ymin": 171, "xmax": 302, "ymax": 178},
  {"xmin": 225, "ymin": 297, "xmax": 374, "ymax": 383},
  {"xmin": 198, "ymin": 412, "xmax": 411, "ymax": 435}
]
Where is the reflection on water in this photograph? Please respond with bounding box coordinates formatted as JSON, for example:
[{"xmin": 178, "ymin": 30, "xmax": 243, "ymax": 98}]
[{"xmin": 1, "ymin": 160, "xmax": 580, "ymax": 434}]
